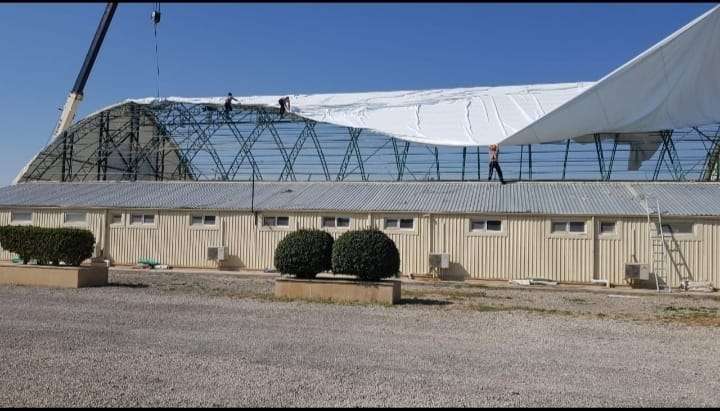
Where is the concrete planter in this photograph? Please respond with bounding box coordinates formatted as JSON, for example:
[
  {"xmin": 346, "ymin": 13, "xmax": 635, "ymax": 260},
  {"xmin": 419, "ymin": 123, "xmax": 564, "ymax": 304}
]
[
  {"xmin": 275, "ymin": 277, "xmax": 401, "ymax": 305},
  {"xmin": 0, "ymin": 263, "xmax": 108, "ymax": 288}
]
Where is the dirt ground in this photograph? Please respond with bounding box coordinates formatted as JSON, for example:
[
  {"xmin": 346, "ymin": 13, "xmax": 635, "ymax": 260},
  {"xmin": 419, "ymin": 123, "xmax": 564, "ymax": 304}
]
[
  {"xmin": 1, "ymin": 269, "xmax": 719, "ymax": 406},
  {"xmin": 112, "ymin": 269, "xmax": 720, "ymax": 328}
]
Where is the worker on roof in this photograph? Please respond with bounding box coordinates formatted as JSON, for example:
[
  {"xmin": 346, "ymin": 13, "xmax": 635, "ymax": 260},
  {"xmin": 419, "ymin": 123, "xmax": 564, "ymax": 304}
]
[
  {"xmin": 278, "ymin": 96, "xmax": 291, "ymax": 117},
  {"xmin": 488, "ymin": 144, "xmax": 506, "ymax": 185},
  {"xmin": 224, "ymin": 92, "xmax": 238, "ymax": 115}
]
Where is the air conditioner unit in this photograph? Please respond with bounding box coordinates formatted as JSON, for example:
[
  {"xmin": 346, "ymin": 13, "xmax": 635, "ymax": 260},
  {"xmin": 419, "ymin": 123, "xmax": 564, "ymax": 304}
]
[
  {"xmin": 429, "ymin": 253, "xmax": 450, "ymax": 269},
  {"xmin": 207, "ymin": 246, "xmax": 227, "ymax": 261},
  {"xmin": 624, "ymin": 263, "xmax": 650, "ymax": 280}
]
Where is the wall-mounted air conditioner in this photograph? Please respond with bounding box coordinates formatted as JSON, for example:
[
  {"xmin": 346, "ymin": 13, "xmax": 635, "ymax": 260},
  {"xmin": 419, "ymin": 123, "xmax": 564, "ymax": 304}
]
[
  {"xmin": 429, "ymin": 253, "xmax": 450, "ymax": 269},
  {"xmin": 624, "ymin": 263, "xmax": 650, "ymax": 280},
  {"xmin": 207, "ymin": 246, "xmax": 227, "ymax": 261}
]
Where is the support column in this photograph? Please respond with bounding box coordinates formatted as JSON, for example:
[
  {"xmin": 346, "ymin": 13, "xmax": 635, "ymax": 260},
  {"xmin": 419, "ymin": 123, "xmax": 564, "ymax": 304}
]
[{"xmin": 562, "ymin": 139, "xmax": 570, "ymax": 180}]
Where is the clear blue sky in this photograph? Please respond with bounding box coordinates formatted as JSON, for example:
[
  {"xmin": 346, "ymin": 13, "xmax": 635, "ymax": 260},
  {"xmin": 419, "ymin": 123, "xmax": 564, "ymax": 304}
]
[{"xmin": 0, "ymin": 2, "xmax": 714, "ymax": 185}]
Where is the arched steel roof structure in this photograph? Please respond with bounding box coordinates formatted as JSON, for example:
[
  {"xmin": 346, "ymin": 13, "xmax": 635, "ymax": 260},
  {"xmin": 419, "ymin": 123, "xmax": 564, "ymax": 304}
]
[
  {"xmin": 15, "ymin": 99, "xmax": 720, "ymax": 183},
  {"xmin": 14, "ymin": 5, "xmax": 720, "ymax": 184}
]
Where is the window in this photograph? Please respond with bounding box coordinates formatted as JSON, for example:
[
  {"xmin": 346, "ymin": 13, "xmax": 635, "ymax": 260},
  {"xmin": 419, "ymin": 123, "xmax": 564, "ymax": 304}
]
[
  {"xmin": 191, "ymin": 215, "xmax": 217, "ymax": 226},
  {"xmin": 262, "ymin": 216, "xmax": 289, "ymax": 227},
  {"xmin": 661, "ymin": 222, "xmax": 693, "ymax": 235},
  {"xmin": 129, "ymin": 212, "xmax": 155, "ymax": 226},
  {"xmin": 599, "ymin": 221, "xmax": 616, "ymax": 234},
  {"xmin": 322, "ymin": 216, "xmax": 351, "ymax": 228},
  {"xmin": 384, "ymin": 218, "xmax": 414, "ymax": 230},
  {"xmin": 551, "ymin": 221, "xmax": 586, "ymax": 234},
  {"xmin": 10, "ymin": 211, "xmax": 32, "ymax": 225},
  {"xmin": 110, "ymin": 213, "xmax": 123, "ymax": 225},
  {"xmin": 470, "ymin": 219, "xmax": 502, "ymax": 232},
  {"xmin": 64, "ymin": 211, "xmax": 87, "ymax": 225}
]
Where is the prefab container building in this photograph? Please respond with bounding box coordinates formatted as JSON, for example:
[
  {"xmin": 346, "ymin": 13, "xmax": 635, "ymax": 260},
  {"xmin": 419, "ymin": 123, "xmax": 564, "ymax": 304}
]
[{"xmin": 0, "ymin": 180, "xmax": 717, "ymax": 287}]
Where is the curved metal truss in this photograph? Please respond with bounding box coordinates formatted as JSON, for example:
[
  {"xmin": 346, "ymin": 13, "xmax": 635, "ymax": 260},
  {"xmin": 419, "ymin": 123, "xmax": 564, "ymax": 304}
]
[{"xmin": 17, "ymin": 101, "xmax": 720, "ymax": 183}]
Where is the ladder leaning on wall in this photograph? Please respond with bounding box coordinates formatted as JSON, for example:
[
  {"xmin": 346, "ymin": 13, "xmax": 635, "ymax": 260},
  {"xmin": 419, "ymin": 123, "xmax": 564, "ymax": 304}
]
[{"xmin": 646, "ymin": 198, "xmax": 672, "ymax": 293}]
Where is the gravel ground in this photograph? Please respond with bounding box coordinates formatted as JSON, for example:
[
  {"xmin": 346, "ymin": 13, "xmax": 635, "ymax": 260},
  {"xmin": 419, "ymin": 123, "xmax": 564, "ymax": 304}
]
[{"xmin": 0, "ymin": 270, "xmax": 719, "ymax": 407}]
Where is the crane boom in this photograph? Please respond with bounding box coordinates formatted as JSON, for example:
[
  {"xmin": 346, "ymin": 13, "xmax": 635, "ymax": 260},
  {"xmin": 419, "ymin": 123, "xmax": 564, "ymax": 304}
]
[{"xmin": 52, "ymin": 2, "xmax": 118, "ymax": 139}]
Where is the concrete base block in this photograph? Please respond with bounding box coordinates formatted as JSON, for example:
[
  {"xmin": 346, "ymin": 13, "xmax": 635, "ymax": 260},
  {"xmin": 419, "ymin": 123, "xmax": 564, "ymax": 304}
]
[
  {"xmin": 0, "ymin": 263, "xmax": 108, "ymax": 288},
  {"xmin": 275, "ymin": 277, "xmax": 401, "ymax": 305}
]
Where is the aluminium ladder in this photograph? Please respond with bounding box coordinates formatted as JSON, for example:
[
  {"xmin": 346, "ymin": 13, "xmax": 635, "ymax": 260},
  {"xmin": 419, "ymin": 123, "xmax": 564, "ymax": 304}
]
[{"xmin": 647, "ymin": 199, "xmax": 672, "ymax": 293}]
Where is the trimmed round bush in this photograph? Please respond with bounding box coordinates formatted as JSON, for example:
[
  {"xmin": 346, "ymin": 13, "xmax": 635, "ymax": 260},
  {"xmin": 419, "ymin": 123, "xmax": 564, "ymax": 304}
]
[
  {"xmin": 331, "ymin": 229, "xmax": 400, "ymax": 281},
  {"xmin": 274, "ymin": 229, "xmax": 334, "ymax": 278},
  {"xmin": 0, "ymin": 225, "xmax": 95, "ymax": 266}
]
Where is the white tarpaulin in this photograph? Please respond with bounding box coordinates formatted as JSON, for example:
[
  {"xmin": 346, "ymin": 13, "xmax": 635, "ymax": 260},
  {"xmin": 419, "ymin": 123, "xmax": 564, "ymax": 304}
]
[
  {"xmin": 90, "ymin": 82, "xmax": 595, "ymax": 147},
  {"xmin": 501, "ymin": 4, "xmax": 720, "ymax": 146},
  {"xmin": 80, "ymin": 5, "xmax": 720, "ymax": 149}
]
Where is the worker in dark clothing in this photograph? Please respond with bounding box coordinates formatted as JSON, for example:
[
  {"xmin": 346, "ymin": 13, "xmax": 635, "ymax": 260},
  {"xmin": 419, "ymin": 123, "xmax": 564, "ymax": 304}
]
[
  {"xmin": 278, "ymin": 96, "xmax": 291, "ymax": 117},
  {"xmin": 488, "ymin": 144, "xmax": 506, "ymax": 184},
  {"xmin": 224, "ymin": 92, "xmax": 238, "ymax": 114}
]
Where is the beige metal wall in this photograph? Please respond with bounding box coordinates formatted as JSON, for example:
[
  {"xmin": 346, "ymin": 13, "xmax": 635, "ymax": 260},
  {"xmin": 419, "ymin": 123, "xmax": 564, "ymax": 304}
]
[
  {"xmin": 429, "ymin": 215, "xmax": 595, "ymax": 282},
  {"xmin": 0, "ymin": 207, "xmax": 717, "ymax": 287},
  {"xmin": 595, "ymin": 217, "xmax": 720, "ymax": 287},
  {"xmin": 0, "ymin": 209, "xmax": 105, "ymax": 261}
]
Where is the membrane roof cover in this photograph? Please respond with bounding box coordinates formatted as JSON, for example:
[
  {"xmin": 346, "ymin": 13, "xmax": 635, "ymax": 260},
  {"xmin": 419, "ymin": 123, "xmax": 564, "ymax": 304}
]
[{"xmin": 72, "ymin": 4, "xmax": 720, "ymax": 151}]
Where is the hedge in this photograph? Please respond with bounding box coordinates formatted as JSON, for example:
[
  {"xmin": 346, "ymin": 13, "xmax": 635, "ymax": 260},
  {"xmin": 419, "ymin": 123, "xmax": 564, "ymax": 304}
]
[
  {"xmin": 0, "ymin": 226, "xmax": 95, "ymax": 266},
  {"xmin": 331, "ymin": 229, "xmax": 400, "ymax": 281},
  {"xmin": 274, "ymin": 229, "xmax": 334, "ymax": 278}
]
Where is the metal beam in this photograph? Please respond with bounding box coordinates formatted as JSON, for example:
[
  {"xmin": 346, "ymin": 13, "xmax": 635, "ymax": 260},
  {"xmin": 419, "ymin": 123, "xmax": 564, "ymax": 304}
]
[{"xmin": 562, "ymin": 139, "xmax": 570, "ymax": 180}]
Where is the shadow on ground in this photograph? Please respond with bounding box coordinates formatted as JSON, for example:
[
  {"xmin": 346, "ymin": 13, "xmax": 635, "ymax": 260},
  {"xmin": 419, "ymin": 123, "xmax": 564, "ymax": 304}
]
[
  {"xmin": 107, "ymin": 282, "xmax": 149, "ymax": 289},
  {"xmin": 400, "ymin": 297, "xmax": 452, "ymax": 306}
]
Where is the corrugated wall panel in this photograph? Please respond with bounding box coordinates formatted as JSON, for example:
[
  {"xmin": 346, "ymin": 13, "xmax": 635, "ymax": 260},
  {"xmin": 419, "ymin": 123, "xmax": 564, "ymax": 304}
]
[
  {"xmin": 595, "ymin": 217, "xmax": 720, "ymax": 287},
  {"xmin": 0, "ymin": 209, "xmax": 105, "ymax": 261},
  {"xmin": 108, "ymin": 210, "xmax": 221, "ymax": 268},
  {"xmin": 428, "ymin": 215, "xmax": 594, "ymax": 282},
  {"xmin": 0, "ymin": 207, "xmax": 717, "ymax": 287}
]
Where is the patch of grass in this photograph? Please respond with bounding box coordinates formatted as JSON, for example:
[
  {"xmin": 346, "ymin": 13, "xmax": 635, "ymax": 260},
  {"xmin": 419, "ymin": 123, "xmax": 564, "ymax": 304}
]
[
  {"xmin": 266, "ymin": 294, "xmax": 394, "ymax": 307},
  {"xmin": 465, "ymin": 303, "xmax": 509, "ymax": 312},
  {"xmin": 403, "ymin": 288, "xmax": 484, "ymax": 301},
  {"xmin": 462, "ymin": 303, "xmax": 577, "ymax": 317},
  {"xmin": 658, "ymin": 306, "xmax": 720, "ymax": 327},
  {"xmin": 563, "ymin": 297, "xmax": 591, "ymax": 305},
  {"xmin": 483, "ymin": 294, "xmax": 513, "ymax": 300}
]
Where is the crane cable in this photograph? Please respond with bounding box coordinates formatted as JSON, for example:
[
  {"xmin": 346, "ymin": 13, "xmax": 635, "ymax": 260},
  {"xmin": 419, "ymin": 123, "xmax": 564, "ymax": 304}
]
[{"xmin": 152, "ymin": 2, "xmax": 161, "ymax": 99}]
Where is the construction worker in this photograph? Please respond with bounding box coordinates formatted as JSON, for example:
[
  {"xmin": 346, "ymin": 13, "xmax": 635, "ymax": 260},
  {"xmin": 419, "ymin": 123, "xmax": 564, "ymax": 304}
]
[
  {"xmin": 224, "ymin": 92, "xmax": 238, "ymax": 114},
  {"xmin": 278, "ymin": 96, "xmax": 291, "ymax": 117},
  {"xmin": 488, "ymin": 144, "xmax": 506, "ymax": 184}
]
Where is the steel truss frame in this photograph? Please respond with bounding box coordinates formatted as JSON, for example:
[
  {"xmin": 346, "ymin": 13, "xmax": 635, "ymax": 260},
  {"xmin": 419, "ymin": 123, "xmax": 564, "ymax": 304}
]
[{"xmin": 17, "ymin": 101, "xmax": 720, "ymax": 183}]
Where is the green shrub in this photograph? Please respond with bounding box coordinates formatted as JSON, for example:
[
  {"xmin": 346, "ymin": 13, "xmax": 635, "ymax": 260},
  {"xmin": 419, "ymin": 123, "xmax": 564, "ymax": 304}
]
[
  {"xmin": 0, "ymin": 225, "xmax": 95, "ymax": 266},
  {"xmin": 331, "ymin": 229, "xmax": 400, "ymax": 281},
  {"xmin": 274, "ymin": 229, "xmax": 334, "ymax": 278}
]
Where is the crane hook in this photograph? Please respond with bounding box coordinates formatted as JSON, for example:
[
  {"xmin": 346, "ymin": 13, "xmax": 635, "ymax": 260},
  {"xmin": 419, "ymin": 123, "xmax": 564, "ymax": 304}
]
[{"xmin": 152, "ymin": 2, "xmax": 161, "ymax": 25}]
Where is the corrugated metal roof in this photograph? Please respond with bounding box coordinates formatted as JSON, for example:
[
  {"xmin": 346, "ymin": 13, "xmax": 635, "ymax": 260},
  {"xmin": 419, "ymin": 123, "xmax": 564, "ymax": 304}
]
[{"xmin": 0, "ymin": 181, "xmax": 719, "ymax": 217}]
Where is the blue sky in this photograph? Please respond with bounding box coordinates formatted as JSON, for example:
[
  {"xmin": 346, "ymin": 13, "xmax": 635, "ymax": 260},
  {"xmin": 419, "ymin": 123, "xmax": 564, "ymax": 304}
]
[{"xmin": 0, "ymin": 2, "xmax": 714, "ymax": 185}]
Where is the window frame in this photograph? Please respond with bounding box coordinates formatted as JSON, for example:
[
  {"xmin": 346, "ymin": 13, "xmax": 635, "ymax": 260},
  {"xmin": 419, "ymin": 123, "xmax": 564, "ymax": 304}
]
[
  {"xmin": 467, "ymin": 217, "xmax": 506, "ymax": 237},
  {"xmin": 189, "ymin": 214, "xmax": 218, "ymax": 229},
  {"xmin": 109, "ymin": 212, "xmax": 124, "ymax": 227},
  {"xmin": 260, "ymin": 215, "xmax": 291, "ymax": 230},
  {"xmin": 548, "ymin": 219, "xmax": 589, "ymax": 238},
  {"xmin": 599, "ymin": 221, "xmax": 617, "ymax": 234},
  {"xmin": 321, "ymin": 216, "xmax": 351, "ymax": 230},
  {"xmin": 382, "ymin": 216, "xmax": 416, "ymax": 233},
  {"xmin": 63, "ymin": 210, "xmax": 88, "ymax": 226},
  {"xmin": 9, "ymin": 210, "xmax": 33, "ymax": 226},
  {"xmin": 660, "ymin": 220, "xmax": 697, "ymax": 240},
  {"xmin": 597, "ymin": 220, "xmax": 620, "ymax": 240},
  {"xmin": 127, "ymin": 211, "xmax": 157, "ymax": 228}
]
